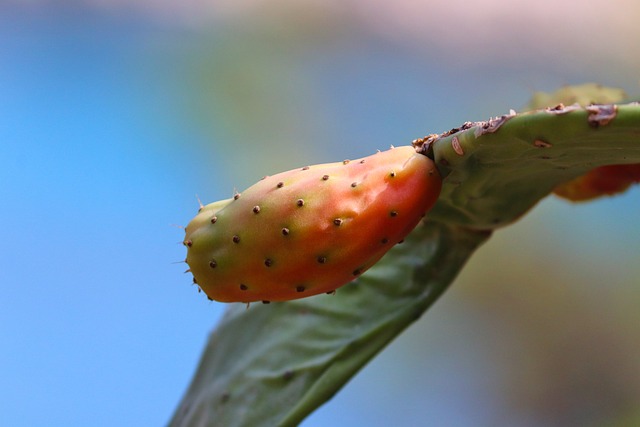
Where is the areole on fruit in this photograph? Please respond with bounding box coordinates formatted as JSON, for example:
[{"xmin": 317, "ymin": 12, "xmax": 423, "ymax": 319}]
[{"xmin": 184, "ymin": 146, "xmax": 442, "ymax": 303}]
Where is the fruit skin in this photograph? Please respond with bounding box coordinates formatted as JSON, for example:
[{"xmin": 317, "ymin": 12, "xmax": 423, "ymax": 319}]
[
  {"xmin": 184, "ymin": 146, "xmax": 442, "ymax": 303},
  {"xmin": 554, "ymin": 164, "xmax": 640, "ymax": 201}
]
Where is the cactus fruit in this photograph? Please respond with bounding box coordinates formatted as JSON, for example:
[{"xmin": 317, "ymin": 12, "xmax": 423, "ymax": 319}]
[
  {"xmin": 553, "ymin": 163, "xmax": 640, "ymax": 201},
  {"xmin": 183, "ymin": 146, "xmax": 442, "ymax": 303}
]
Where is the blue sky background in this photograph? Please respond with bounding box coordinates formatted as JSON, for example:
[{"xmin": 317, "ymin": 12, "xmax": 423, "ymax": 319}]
[{"xmin": 1, "ymin": 2, "xmax": 639, "ymax": 426}]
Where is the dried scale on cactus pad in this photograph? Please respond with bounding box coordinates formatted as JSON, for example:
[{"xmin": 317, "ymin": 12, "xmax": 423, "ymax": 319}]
[{"xmin": 183, "ymin": 145, "xmax": 442, "ymax": 303}]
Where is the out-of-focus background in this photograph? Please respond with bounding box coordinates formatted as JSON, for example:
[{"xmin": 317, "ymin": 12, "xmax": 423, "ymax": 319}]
[{"xmin": 2, "ymin": 1, "xmax": 639, "ymax": 426}]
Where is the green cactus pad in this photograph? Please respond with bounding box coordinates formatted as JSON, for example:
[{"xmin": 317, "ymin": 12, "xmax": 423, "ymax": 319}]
[{"xmin": 419, "ymin": 102, "xmax": 640, "ymax": 229}]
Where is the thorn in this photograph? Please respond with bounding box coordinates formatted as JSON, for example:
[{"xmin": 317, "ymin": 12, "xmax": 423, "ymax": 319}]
[
  {"xmin": 170, "ymin": 224, "xmax": 186, "ymax": 230},
  {"xmin": 534, "ymin": 139, "xmax": 552, "ymax": 148},
  {"xmin": 245, "ymin": 302, "xmax": 251, "ymax": 310},
  {"xmin": 195, "ymin": 194, "xmax": 204, "ymax": 211},
  {"xmin": 183, "ymin": 269, "xmax": 191, "ymax": 273},
  {"xmin": 326, "ymin": 290, "xmax": 336, "ymax": 295}
]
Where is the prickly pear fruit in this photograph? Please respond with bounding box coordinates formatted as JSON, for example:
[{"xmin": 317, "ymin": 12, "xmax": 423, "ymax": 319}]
[
  {"xmin": 184, "ymin": 146, "xmax": 442, "ymax": 303},
  {"xmin": 554, "ymin": 164, "xmax": 640, "ymax": 201}
]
